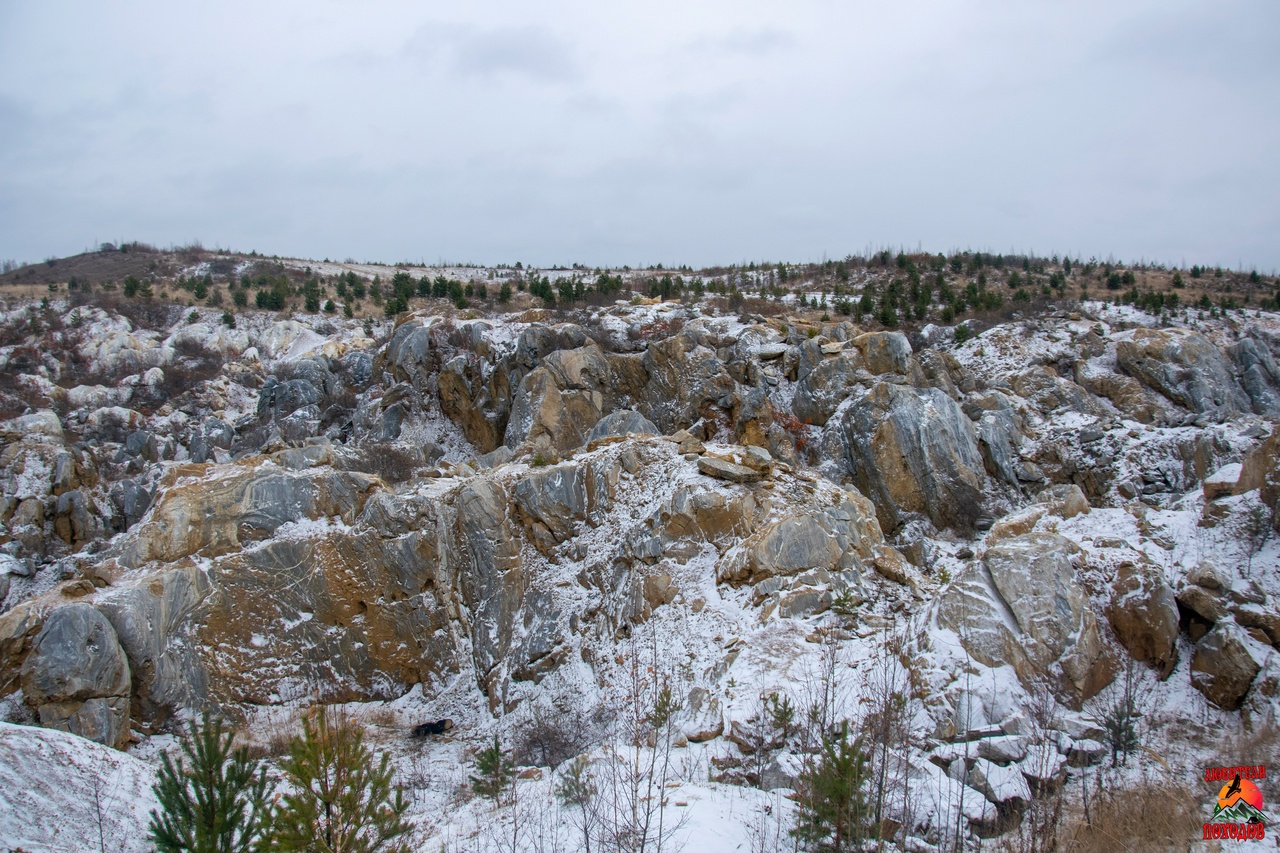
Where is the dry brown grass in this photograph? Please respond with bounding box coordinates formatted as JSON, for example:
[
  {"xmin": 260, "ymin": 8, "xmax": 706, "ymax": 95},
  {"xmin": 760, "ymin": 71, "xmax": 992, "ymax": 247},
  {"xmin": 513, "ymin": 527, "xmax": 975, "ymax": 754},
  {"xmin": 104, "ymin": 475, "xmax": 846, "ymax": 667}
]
[
  {"xmin": 239, "ymin": 706, "xmax": 305, "ymax": 760},
  {"xmin": 1060, "ymin": 779, "xmax": 1204, "ymax": 852}
]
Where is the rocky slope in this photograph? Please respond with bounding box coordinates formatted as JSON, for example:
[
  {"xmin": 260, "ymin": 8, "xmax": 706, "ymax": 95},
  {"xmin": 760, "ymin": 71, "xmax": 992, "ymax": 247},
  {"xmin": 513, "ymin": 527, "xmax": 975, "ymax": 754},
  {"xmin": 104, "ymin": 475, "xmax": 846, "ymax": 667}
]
[{"xmin": 1, "ymin": 265, "xmax": 1279, "ymax": 849}]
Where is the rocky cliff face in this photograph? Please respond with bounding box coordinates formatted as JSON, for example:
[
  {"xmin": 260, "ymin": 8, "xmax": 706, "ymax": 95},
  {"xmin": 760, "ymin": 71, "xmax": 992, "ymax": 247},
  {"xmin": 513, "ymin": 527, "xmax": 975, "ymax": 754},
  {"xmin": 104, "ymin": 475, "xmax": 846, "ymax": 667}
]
[{"xmin": 1, "ymin": 287, "xmax": 1279, "ymax": 847}]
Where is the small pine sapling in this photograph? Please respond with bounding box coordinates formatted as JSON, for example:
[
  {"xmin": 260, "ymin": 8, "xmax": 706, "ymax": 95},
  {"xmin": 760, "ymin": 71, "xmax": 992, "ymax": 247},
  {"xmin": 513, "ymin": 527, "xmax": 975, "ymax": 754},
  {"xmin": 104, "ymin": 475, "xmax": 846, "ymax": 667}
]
[
  {"xmin": 470, "ymin": 735, "xmax": 514, "ymax": 803},
  {"xmin": 792, "ymin": 721, "xmax": 870, "ymax": 853},
  {"xmin": 148, "ymin": 711, "xmax": 274, "ymax": 853},
  {"xmin": 271, "ymin": 705, "xmax": 413, "ymax": 853}
]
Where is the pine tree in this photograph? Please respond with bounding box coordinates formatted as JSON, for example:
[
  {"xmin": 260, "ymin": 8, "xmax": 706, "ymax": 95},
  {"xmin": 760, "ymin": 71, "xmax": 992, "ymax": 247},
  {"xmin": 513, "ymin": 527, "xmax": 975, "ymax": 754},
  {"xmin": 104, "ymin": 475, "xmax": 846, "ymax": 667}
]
[
  {"xmin": 148, "ymin": 711, "xmax": 274, "ymax": 853},
  {"xmin": 470, "ymin": 734, "xmax": 514, "ymax": 802},
  {"xmin": 791, "ymin": 722, "xmax": 870, "ymax": 852},
  {"xmin": 269, "ymin": 706, "xmax": 413, "ymax": 853}
]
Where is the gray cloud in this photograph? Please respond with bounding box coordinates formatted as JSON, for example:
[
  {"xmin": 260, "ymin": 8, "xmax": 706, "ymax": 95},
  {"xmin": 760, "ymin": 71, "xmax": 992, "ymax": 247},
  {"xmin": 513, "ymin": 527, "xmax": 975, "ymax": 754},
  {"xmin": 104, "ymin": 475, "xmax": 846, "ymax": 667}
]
[
  {"xmin": 0, "ymin": 1, "xmax": 1276, "ymax": 271},
  {"xmin": 405, "ymin": 22, "xmax": 580, "ymax": 83}
]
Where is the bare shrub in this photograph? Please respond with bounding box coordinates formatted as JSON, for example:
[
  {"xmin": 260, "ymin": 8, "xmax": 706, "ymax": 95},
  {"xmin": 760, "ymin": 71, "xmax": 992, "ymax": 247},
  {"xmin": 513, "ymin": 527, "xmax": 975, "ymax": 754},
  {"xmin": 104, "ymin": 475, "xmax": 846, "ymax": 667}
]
[
  {"xmin": 514, "ymin": 705, "xmax": 594, "ymax": 770},
  {"xmin": 627, "ymin": 316, "xmax": 685, "ymax": 343},
  {"xmin": 128, "ymin": 338, "xmax": 225, "ymax": 414},
  {"xmin": 114, "ymin": 297, "xmax": 178, "ymax": 331}
]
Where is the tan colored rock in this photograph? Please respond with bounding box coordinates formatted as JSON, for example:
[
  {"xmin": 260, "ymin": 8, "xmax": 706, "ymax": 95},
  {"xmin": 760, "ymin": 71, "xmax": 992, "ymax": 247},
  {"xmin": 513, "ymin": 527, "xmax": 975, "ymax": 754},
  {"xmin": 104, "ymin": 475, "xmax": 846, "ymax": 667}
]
[
  {"xmin": 697, "ymin": 456, "xmax": 761, "ymax": 484},
  {"xmin": 1075, "ymin": 370, "xmax": 1163, "ymax": 424},
  {"xmin": 642, "ymin": 573, "xmax": 678, "ymax": 608},
  {"xmin": 987, "ymin": 507, "xmax": 1047, "ymax": 543},
  {"xmin": 0, "ymin": 599, "xmax": 51, "ymax": 695},
  {"xmin": 1176, "ymin": 585, "xmax": 1228, "ymax": 624},
  {"xmin": 438, "ymin": 353, "xmax": 511, "ymax": 453},
  {"xmin": 670, "ymin": 430, "xmax": 706, "ymax": 455},
  {"xmin": 851, "ymin": 331, "xmax": 915, "ymax": 377},
  {"xmin": 120, "ymin": 462, "xmax": 382, "ymax": 567},
  {"xmin": 1116, "ymin": 328, "xmax": 1250, "ymax": 414},
  {"xmin": 721, "ymin": 493, "xmax": 889, "ymax": 586},
  {"xmin": 1191, "ymin": 623, "xmax": 1261, "ymax": 710},
  {"xmin": 1106, "ymin": 561, "xmax": 1179, "ymax": 679},
  {"xmin": 1236, "ymin": 605, "xmax": 1280, "ymax": 647},
  {"xmin": 1033, "ymin": 484, "xmax": 1090, "ymax": 519},
  {"xmin": 1238, "ymin": 431, "xmax": 1280, "ymax": 530},
  {"xmin": 1202, "ymin": 463, "xmax": 1243, "ymax": 502}
]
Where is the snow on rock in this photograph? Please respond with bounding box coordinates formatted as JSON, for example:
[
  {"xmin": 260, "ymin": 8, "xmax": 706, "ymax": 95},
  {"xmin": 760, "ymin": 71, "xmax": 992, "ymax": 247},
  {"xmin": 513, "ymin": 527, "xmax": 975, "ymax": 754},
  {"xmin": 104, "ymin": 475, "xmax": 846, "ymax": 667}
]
[{"xmin": 0, "ymin": 722, "xmax": 157, "ymax": 853}]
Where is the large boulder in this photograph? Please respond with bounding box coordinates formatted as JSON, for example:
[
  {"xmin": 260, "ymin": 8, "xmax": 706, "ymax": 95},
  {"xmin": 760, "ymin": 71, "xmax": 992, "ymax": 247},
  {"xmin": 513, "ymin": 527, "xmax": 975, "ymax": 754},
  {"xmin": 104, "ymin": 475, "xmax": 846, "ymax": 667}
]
[
  {"xmin": 189, "ymin": 523, "xmax": 459, "ymax": 707},
  {"xmin": 791, "ymin": 333, "xmax": 920, "ymax": 426},
  {"xmin": 19, "ymin": 604, "xmax": 131, "ymax": 749},
  {"xmin": 792, "ymin": 346, "xmax": 864, "ymax": 426},
  {"xmin": 512, "ymin": 458, "xmax": 616, "ymax": 549},
  {"xmin": 965, "ymin": 392, "xmax": 1038, "ymax": 487},
  {"xmin": 1106, "ymin": 561, "xmax": 1179, "ymax": 678},
  {"xmin": 1116, "ymin": 328, "xmax": 1250, "ymax": 414},
  {"xmin": 382, "ymin": 319, "xmax": 435, "ymax": 390},
  {"xmin": 96, "ymin": 566, "xmax": 212, "ymax": 726},
  {"xmin": 505, "ymin": 345, "xmax": 613, "ymax": 452},
  {"xmin": 826, "ymin": 382, "xmax": 989, "ymax": 533},
  {"xmin": 721, "ymin": 492, "xmax": 891, "ymax": 586},
  {"xmin": 0, "ymin": 410, "xmax": 63, "ymax": 443},
  {"xmin": 257, "ymin": 376, "xmax": 321, "ymax": 422},
  {"xmin": 1074, "ymin": 367, "xmax": 1166, "ymax": 424},
  {"xmin": 585, "ymin": 410, "xmax": 659, "ymax": 445},
  {"xmin": 937, "ymin": 533, "xmax": 1115, "ymax": 705},
  {"xmin": 453, "ymin": 479, "xmax": 527, "ymax": 705},
  {"xmin": 1190, "ymin": 622, "xmax": 1261, "ymax": 710}
]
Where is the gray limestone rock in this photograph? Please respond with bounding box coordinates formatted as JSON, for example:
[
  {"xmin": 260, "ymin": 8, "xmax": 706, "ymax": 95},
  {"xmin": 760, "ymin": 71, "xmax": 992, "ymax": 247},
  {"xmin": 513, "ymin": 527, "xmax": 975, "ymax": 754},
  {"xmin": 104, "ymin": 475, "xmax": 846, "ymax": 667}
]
[
  {"xmin": 20, "ymin": 604, "xmax": 131, "ymax": 748},
  {"xmin": 585, "ymin": 409, "xmax": 659, "ymax": 444},
  {"xmin": 96, "ymin": 567, "xmax": 211, "ymax": 725},
  {"xmin": 1229, "ymin": 337, "xmax": 1280, "ymax": 416},
  {"xmin": 1116, "ymin": 328, "xmax": 1251, "ymax": 414},
  {"xmin": 826, "ymin": 382, "xmax": 989, "ymax": 532},
  {"xmin": 936, "ymin": 533, "xmax": 1115, "ymax": 706}
]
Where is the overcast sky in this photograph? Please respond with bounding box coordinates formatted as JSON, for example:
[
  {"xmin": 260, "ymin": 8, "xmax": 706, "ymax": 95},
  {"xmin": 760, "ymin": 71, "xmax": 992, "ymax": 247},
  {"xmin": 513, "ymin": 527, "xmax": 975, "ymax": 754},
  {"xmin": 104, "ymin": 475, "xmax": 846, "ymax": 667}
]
[{"xmin": 1, "ymin": 1, "xmax": 1277, "ymax": 270}]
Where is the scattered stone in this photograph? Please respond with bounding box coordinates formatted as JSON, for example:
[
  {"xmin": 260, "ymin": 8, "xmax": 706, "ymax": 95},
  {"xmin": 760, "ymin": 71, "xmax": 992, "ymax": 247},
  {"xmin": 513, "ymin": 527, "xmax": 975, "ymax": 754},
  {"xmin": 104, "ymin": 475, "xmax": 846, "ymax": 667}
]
[
  {"xmin": 697, "ymin": 456, "xmax": 760, "ymax": 484},
  {"xmin": 1203, "ymin": 463, "xmax": 1243, "ymax": 501}
]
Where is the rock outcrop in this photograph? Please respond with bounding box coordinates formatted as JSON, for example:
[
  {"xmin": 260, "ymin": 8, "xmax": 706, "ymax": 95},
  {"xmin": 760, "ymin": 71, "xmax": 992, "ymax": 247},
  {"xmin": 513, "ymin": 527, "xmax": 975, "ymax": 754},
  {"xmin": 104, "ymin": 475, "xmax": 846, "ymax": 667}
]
[
  {"xmin": 937, "ymin": 533, "xmax": 1115, "ymax": 705},
  {"xmin": 1116, "ymin": 328, "xmax": 1251, "ymax": 415},
  {"xmin": 1106, "ymin": 561, "xmax": 1179, "ymax": 678}
]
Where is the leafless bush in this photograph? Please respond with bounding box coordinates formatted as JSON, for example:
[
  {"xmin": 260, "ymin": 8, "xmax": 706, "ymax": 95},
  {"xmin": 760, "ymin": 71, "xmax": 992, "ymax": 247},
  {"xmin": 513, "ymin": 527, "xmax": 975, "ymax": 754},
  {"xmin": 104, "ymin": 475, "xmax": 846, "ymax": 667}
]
[
  {"xmin": 1000, "ymin": 681, "xmax": 1067, "ymax": 853},
  {"xmin": 627, "ymin": 317, "xmax": 685, "ymax": 343},
  {"xmin": 593, "ymin": 627, "xmax": 689, "ymax": 852},
  {"xmin": 129, "ymin": 339, "xmax": 226, "ymax": 413},
  {"xmin": 514, "ymin": 705, "xmax": 595, "ymax": 770},
  {"xmin": 114, "ymin": 297, "xmax": 179, "ymax": 331}
]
